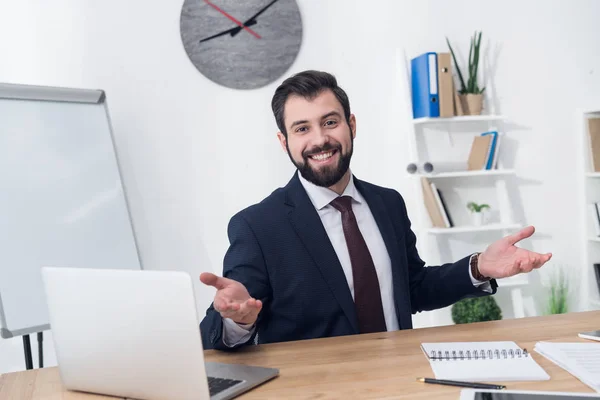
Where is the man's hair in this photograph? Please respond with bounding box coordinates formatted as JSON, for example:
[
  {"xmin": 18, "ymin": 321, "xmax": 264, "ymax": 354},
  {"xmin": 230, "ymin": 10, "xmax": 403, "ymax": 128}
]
[{"xmin": 271, "ymin": 70, "xmax": 351, "ymax": 137}]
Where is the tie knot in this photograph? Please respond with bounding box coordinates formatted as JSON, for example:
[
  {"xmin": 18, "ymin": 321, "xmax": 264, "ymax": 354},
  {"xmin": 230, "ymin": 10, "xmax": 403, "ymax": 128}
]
[{"xmin": 330, "ymin": 195, "xmax": 353, "ymax": 213}]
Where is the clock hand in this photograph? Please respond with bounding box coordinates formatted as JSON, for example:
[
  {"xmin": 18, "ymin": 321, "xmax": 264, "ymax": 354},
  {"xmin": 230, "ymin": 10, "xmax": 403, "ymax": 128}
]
[
  {"xmin": 199, "ymin": 0, "xmax": 275, "ymax": 43},
  {"xmin": 230, "ymin": 19, "xmax": 257, "ymax": 37},
  {"xmin": 204, "ymin": 0, "xmax": 261, "ymax": 39},
  {"xmin": 240, "ymin": 0, "xmax": 279, "ymax": 27},
  {"xmin": 230, "ymin": 0, "xmax": 278, "ymax": 38},
  {"xmin": 199, "ymin": 19, "xmax": 256, "ymax": 43},
  {"xmin": 199, "ymin": 26, "xmax": 238, "ymax": 43}
]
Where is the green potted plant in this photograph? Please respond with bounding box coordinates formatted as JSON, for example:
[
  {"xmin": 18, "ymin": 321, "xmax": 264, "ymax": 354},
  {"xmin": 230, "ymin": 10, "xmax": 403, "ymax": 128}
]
[
  {"xmin": 545, "ymin": 267, "xmax": 569, "ymax": 315},
  {"xmin": 446, "ymin": 31, "xmax": 485, "ymax": 115},
  {"xmin": 452, "ymin": 296, "xmax": 502, "ymax": 324},
  {"xmin": 467, "ymin": 201, "xmax": 490, "ymax": 226}
]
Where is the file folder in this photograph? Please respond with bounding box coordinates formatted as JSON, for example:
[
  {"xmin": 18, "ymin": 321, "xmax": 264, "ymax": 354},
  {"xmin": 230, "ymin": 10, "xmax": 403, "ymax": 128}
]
[
  {"xmin": 411, "ymin": 52, "xmax": 440, "ymax": 119},
  {"xmin": 437, "ymin": 53, "xmax": 454, "ymax": 117}
]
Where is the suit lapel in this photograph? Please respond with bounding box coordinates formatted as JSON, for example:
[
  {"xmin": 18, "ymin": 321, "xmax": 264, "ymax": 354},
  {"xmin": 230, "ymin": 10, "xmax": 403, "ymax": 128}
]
[{"xmin": 285, "ymin": 174, "xmax": 359, "ymax": 333}]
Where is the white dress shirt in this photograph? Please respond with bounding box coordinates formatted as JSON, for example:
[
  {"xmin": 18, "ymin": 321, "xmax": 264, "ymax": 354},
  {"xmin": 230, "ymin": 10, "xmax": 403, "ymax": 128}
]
[
  {"xmin": 298, "ymin": 171, "xmax": 400, "ymax": 331},
  {"xmin": 222, "ymin": 171, "xmax": 491, "ymax": 346}
]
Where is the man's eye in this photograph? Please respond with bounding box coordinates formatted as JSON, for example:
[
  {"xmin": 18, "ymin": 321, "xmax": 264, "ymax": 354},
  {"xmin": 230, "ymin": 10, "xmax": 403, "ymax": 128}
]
[
  {"xmin": 324, "ymin": 120, "xmax": 337, "ymax": 127},
  {"xmin": 296, "ymin": 126, "xmax": 308, "ymax": 133}
]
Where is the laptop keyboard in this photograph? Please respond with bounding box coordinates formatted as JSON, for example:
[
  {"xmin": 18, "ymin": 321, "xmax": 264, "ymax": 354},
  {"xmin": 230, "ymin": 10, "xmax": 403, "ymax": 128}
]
[{"xmin": 207, "ymin": 376, "xmax": 243, "ymax": 396}]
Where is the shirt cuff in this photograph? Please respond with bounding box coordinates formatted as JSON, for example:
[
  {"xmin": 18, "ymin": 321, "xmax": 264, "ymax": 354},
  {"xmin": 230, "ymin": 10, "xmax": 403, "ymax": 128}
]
[
  {"xmin": 469, "ymin": 254, "xmax": 493, "ymax": 293},
  {"xmin": 222, "ymin": 318, "xmax": 256, "ymax": 347}
]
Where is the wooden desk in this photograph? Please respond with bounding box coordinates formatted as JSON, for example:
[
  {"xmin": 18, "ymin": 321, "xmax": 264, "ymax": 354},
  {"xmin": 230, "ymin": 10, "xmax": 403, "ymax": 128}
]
[{"xmin": 1, "ymin": 311, "xmax": 599, "ymax": 399}]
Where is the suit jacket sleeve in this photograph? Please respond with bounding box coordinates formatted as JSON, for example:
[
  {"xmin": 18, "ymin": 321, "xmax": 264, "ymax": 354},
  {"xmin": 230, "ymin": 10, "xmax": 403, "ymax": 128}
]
[
  {"xmin": 200, "ymin": 212, "xmax": 271, "ymax": 350},
  {"xmin": 394, "ymin": 192, "xmax": 497, "ymax": 313}
]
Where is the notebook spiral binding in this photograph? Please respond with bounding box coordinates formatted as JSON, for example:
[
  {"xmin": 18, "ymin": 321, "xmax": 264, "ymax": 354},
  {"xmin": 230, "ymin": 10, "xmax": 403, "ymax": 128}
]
[{"xmin": 429, "ymin": 348, "xmax": 529, "ymax": 361}]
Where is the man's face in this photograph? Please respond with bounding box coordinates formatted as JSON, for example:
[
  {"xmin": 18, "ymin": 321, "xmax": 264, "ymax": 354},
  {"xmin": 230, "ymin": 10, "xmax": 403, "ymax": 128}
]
[{"xmin": 277, "ymin": 89, "xmax": 356, "ymax": 188}]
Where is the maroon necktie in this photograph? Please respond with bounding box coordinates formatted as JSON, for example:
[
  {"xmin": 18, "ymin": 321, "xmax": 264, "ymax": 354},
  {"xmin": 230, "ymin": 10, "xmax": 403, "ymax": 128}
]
[{"xmin": 330, "ymin": 196, "xmax": 387, "ymax": 334}]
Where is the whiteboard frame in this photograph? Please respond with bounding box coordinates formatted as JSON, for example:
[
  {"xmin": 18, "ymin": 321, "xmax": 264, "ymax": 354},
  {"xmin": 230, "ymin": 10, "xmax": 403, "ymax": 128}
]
[{"xmin": 0, "ymin": 83, "xmax": 143, "ymax": 338}]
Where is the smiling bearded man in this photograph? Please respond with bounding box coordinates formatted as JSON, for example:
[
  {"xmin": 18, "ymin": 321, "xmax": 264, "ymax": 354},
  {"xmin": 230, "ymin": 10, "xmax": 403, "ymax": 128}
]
[
  {"xmin": 198, "ymin": 70, "xmax": 552, "ymax": 351},
  {"xmin": 283, "ymin": 103, "xmax": 353, "ymax": 189}
]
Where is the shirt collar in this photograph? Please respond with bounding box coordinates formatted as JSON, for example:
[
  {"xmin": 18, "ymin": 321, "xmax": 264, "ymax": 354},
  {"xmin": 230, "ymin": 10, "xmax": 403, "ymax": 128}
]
[{"xmin": 297, "ymin": 170, "xmax": 363, "ymax": 211}]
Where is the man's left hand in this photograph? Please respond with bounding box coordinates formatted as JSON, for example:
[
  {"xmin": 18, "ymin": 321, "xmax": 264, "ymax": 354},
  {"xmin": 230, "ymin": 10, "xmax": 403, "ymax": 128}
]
[{"xmin": 477, "ymin": 225, "xmax": 552, "ymax": 279}]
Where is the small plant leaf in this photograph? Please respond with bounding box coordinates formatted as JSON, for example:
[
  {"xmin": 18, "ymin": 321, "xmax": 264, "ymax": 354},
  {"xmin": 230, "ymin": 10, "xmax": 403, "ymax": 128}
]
[
  {"xmin": 467, "ymin": 202, "xmax": 489, "ymax": 212},
  {"xmin": 546, "ymin": 268, "xmax": 569, "ymax": 315},
  {"xmin": 468, "ymin": 36, "xmax": 474, "ymax": 93},
  {"xmin": 472, "ymin": 31, "xmax": 482, "ymax": 94},
  {"xmin": 446, "ymin": 37, "xmax": 466, "ymax": 93},
  {"xmin": 455, "ymin": 31, "xmax": 485, "ymax": 94}
]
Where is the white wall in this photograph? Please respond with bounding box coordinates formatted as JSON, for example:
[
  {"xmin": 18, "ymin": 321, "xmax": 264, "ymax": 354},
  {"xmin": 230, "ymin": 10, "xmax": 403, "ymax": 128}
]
[{"xmin": 1, "ymin": 0, "xmax": 600, "ymax": 374}]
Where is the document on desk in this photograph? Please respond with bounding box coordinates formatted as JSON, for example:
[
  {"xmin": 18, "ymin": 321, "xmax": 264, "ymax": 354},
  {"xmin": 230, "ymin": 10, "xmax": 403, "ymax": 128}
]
[
  {"xmin": 534, "ymin": 342, "xmax": 600, "ymax": 392},
  {"xmin": 421, "ymin": 341, "xmax": 550, "ymax": 382}
]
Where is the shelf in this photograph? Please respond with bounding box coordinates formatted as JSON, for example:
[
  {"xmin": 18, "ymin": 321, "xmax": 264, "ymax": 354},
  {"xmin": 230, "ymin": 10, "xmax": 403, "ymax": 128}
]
[
  {"xmin": 582, "ymin": 109, "xmax": 600, "ymax": 115},
  {"xmin": 497, "ymin": 277, "xmax": 529, "ymax": 288},
  {"xmin": 427, "ymin": 223, "xmax": 522, "ymax": 234},
  {"xmin": 414, "ymin": 169, "xmax": 516, "ymax": 179},
  {"xmin": 412, "ymin": 115, "xmax": 505, "ymax": 125},
  {"xmin": 585, "ymin": 172, "xmax": 600, "ymax": 178}
]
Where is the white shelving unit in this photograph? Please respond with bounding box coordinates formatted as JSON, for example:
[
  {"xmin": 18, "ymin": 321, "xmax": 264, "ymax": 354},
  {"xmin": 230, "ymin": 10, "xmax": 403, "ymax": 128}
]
[
  {"xmin": 577, "ymin": 109, "xmax": 600, "ymax": 311},
  {"xmin": 415, "ymin": 169, "xmax": 516, "ymax": 179},
  {"xmin": 426, "ymin": 223, "xmax": 522, "ymax": 235},
  {"xmin": 412, "ymin": 115, "xmax": 506, "ymax": 125},
  {"xmin": 407, "ymin": 114, "xmax": 529, "ymax": 327}
]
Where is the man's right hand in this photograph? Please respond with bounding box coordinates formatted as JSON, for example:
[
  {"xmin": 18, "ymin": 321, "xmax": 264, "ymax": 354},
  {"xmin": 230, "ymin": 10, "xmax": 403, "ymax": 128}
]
[{"xmin": 199, "ymin": 272, "xmax": 262, "ymax": 326}]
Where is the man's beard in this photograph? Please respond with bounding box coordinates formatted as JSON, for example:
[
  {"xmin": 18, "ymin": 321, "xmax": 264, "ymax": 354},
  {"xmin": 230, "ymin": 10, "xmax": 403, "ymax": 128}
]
[{"xmin": 287, "ymin": 140, "xmax": 353, "ymax": 188}]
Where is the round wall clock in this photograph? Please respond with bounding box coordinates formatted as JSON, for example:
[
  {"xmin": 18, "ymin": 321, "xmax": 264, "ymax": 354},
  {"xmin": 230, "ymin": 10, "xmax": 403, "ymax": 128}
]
[{"xmin": 180, "ymin": 0, "xmax": 303, "ymax": 90}]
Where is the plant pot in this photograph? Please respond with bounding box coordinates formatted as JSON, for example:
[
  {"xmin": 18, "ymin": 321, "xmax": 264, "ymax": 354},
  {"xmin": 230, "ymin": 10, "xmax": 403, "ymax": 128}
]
[
  {"xmin": 471, "ymin": 212, "xmax": 484, "ymax": 226},
  {"xmin": 458, "ymin": 94, "xmax": 483, "ymax": 116}
]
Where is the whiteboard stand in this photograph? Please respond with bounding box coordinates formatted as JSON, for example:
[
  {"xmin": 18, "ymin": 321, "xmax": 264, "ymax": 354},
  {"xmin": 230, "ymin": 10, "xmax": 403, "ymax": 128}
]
[
  {"xmin": 0, "ymin": 83, "xmax": 143, "ymax": 370},
  {"xmin": 23, "ymin": 335, "xmax": 33, "ymax": 370}
]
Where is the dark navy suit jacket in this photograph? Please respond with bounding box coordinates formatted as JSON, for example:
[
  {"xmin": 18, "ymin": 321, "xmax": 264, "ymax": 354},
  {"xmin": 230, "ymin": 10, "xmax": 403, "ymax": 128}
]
[{"xmin": 200, "ymin": 173, "xmax": 497, "ymax": 350}]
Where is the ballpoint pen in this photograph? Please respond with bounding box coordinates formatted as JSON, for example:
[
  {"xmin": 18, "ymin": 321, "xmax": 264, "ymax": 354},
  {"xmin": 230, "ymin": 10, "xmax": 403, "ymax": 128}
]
[{"xmin": 417, "ymin": 377, "xmax": 506, "ymax": 390}]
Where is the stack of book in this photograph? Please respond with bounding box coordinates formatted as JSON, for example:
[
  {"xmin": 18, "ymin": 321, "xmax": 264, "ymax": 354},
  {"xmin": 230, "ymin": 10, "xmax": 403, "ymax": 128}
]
[
  {"xmin": 589, "ymin": 203, "xmax": 600, "ymax": 236},
  {"xmin": 467, "ymin": 131, "xmax": 501, "ymax": 170},
  {"xmin": 589, "ymin": 117, "xmax": 600, "ymax": 172},
  {"xmin": 421, "ymin": 177, "xmax": 453, "ymax": 228}
]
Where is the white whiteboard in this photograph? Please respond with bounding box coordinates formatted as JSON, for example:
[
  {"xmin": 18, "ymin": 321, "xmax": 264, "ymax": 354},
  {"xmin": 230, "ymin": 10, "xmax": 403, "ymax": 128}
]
[{"xmin": 0, "ymin": 83, "xmax": 142, "ymax": 338}]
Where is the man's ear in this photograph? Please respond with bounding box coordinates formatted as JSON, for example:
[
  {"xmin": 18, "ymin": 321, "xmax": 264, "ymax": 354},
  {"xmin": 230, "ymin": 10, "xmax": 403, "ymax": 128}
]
[
  {"xmin": 349, "ymin": 114, "xmax": 357, "ymax": 139},
  {"xmin": 276, "ymin": 131, "xmax": 287, "ymax": 152}
]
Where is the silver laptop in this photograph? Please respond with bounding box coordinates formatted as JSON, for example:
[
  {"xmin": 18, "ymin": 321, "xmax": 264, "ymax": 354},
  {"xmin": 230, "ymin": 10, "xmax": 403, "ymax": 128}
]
[{"xmin": 41, "ymin": 266, "xmax": 278, "ymax": 400}]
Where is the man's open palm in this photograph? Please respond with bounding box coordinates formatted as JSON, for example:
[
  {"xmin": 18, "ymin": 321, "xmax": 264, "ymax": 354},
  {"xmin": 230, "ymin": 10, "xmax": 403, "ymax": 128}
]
[
  {"xmin": 200, "ymin": 273, "xmax": 262, "ymax": 325},
  {"xmin": 478, "ymin": 225, "xmax": 552, "ymax": 279}
]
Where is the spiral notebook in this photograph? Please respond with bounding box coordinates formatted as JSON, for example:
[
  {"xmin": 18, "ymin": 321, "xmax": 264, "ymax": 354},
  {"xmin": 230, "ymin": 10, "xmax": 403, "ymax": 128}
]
[{"xmin": 421, "ymin": 341, "xmax": 550, "ymax": 382}]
